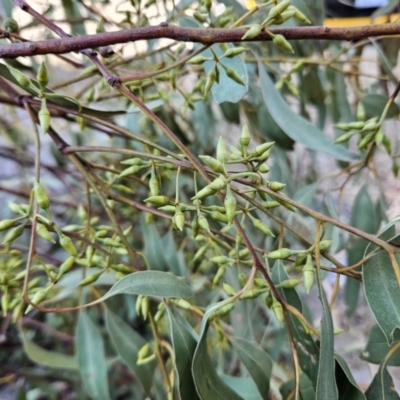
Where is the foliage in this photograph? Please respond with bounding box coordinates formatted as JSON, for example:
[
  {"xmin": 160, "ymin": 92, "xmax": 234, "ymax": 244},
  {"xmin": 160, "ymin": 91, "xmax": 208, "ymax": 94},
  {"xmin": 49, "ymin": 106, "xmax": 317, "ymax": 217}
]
[{"xmin": 1, "ymin": 0, "xmax": 400, "ymax": 399}]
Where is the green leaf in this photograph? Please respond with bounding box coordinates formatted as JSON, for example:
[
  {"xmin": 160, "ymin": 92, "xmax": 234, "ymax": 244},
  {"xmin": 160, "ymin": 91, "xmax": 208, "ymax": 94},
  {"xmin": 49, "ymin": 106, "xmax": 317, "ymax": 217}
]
[
  {"xmin": 101, "ymin": 271, "xmax": 194, "ymax": 300},
  {"xmin": 335, "ymin": 354, "xmax": 366, "ymax": 400},
  {"xmin": 315, "ymin": 261, "xmax": 338, "ymax": 400},
  {"xmin": 105, "ymin": 307, "xmax": 156, "ymax": 394},
  {"xmin": 258, "ymin": 61, "xmax": 358, "ymax": 162},
  {"xmin": 361, "ymin": 93, "xmax": 399, "ymax": 120},
  {"xmin": 363, "ymin": 248, "xmax": 400, "ymax": 344},
  {"xmin": 272, "ymin": 261, "xmax": 320, "ymax": 389},
  {"xmin": 280, "ymin": 374, "xmax": 315, "ymax": 400},
  {"xmin": 19, "ymin": 328, "xmax": 78, "ymax": 370},
  {"xmin": 372, "ymin": 0, "xmax": 399, "ymax": 19},
  {"xmin": 365, "ymin": 364, "xmax": 400, "ymax": 400},
  {"xmin": 220, "ymin": 375, "xmax": 263, "ymax": 400},
  {"xmin": 192, "ymin": 302, "xmax": 244, "ymax": 400},
  {"xmin": 166, "ymin": 306, "xmax": 200, "ymax": 400},
  {"xmin": 141, "ymin": 218, "xmax": 168, "ymax": 271},
  {"xmin": 370, "ymin": 39, "xmax": 398, "ymax": 84},
  {"xmin": 345, "ymin": 186, "xmax": 378, "ymax": 317},
  {"xmin": 361, "ymin": 324, "xmax": 400, "ymax": 366},
  {"xmin": 76, "ymin": 312, "xmax": 111, "ymax": 400},
  {"xmin": 230, "ymin": 338, "xmax": 273, "ymax": 399},
  {"xmin": 61, "ymin": 0, "xmax": 86, "ymax": 36},
  {"xmin": 203, "ymin": 44, "xmax": 248, "ymax": 104}
]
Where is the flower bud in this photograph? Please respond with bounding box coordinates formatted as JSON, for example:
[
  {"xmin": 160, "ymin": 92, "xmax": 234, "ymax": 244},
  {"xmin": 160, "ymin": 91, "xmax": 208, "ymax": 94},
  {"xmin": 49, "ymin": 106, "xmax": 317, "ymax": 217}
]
[
  {"xmin": 210, "ymin": 303, "xmax": 235, "ymax": 319},
  {"xmin": 25, "ymin": 288, "xmax": 48, "ymax": 314},
  {"xmin": 223, "ymin": 283, "xmax": 236, "ymax": 296},
  {"xmin": 173, "ymin": 298, "xmax": 193, "ymax": 310},
  {"xmin": 58, "ymin": 256, "xmax": 76, "ymax": 277},
  {"xmin": 39, "ymin": 99, "xmax": 50, "ymax": 134},
  {"xmin": 149, "ymin": 170, "xmax": 159, "ymax": 197},
  {"xmin": 334, "ymin": 132, "xmax": 353, "ymax": 144},
  {"xmin": 252, "ymin": 218, "xmax": 274, "ymax": 236},
  {"xmin": 59, "ymin": 233, "xmax": 78, "ymax": 256},
  {"xmin": 34, "ymin": 181, "xmax": 51, "ymax": 211},
  {"xmin": 78, "ymin": 272, "xmax": 102, "ymax": 286},
  {"xmin": 254, "ymin": 278, "xmax": 269, "ymax": 288},
  {"xmin": 173, "ymin": 209, "xmax": 185, "ymax": 231},
  {"xmin": 267, "ymin": 248, "xmax": 292, "ymax": 259},
  {"xmin": 294, "ymin": 252, "xmax": 307, "ymax": 266},
  {"xmin": 241, "ymin": 288, "xmax": 267, "ymax": 299},
  {"xmin": 268, "ymin": 0, "xmax": 291, "ymax": 20},
  {"xmin": 141, "ymin": 296, "xmax": 150, "ymax": 320},
  {"xmin": 37, "ymin": 62, "xmax": 49, "ymax": 88},
  {"xmin": 1, "ymin": 289, "xmax": 10, "ymax": 316},
  {"xmin": 261, "ymin": 201, "xmax": 280, "ymax": 209},
  {"xmin": 144, "ymin": 196, "xmax": 171, "ymax": 206},
  {"xmin": 210, "ymin": 211, "xmax": 229, "ymax": 223},
  {"xmin": 118, "ymin": 165, "xmax": 146, "ymax": 178},
  {"xmin": 198, "ymin": 215, "xmax": 211, "ymax": 233},
  {"xmin": 222, "ymin": 47, "xmax": 247, "ymax": 58},
  {"xmin": 293, "ymin": 10, "xmax": 311, "ymax": 24},
  {"xmin": 187, "ymin": 55, "xmax": 211, "ymax": 64},
  {"xmin": 276, "ymin": 278, "xmax": 301, "ymax": 288},
  {"xmin": 4, "ymin": 18, "xmax": 19, "ymax": 33},
  {"xmin": 216, "ymin": 137, "xmax": 228, "ymax": 165},
  {"xmin": 302, "ymin": 255, "xmax": 314, "ymax": 294},
  {"xmin": 10, "ymin": 68, "xmax": 31, "ymax": 87},
  {"xmin": 210, "ymin": 256, "xmax": 233, "ymax": 265},
  {"xmin": 239, "ymin": 124, "xmax": 251, "ymax": 153},
  {"xmin": 36, "ymin": 223, "xmax": 55, "ymax": 243},
  {"xmin": 271, "ymin": 296, "xmax": 284, "ymax": 325},
  {"xmin": 224, "ymin": 67, "xmax": 245, "ymax": 86},
  {"xmin": 120, "ymin": 157, "xmax": 148, "ymax": 166},
  {"xmin": 224, "ymin": 185, "xmax": 236, "ymax": 224},
  {"xmin": 199, "ymin": 155, "xmax": 225, "ymax": 173},
  {"xmin": 0, "ymin": 219, "xmax": 17, "ymax": 232},
  {"xmin": 2, "ymin": 224, "xmax": 25, "ymax": 244},
  {"xmin": 318, "ymin": 240, "xmax": 332, "ymax": 252},
  {"xmin": 272, "ymin": 34, "xmax": 294, "ymax": 53},
  {"xmin": 269, "ymin": 181, "xmax": 286, "ymax": 191},
  {"xmin": 138, "ymin": 343, "xmax": 150, "ymax": 361},
  {"xmin": 258, "ymin": 164, "xmax": 270, "ymax": 173},
  {"xmin": 241, "ymin": 24, "xmax": 262, "ymax": 40}
]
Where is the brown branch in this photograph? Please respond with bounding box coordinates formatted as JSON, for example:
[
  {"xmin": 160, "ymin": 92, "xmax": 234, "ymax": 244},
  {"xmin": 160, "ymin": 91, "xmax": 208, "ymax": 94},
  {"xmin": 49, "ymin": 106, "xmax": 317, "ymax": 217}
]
[{"xmin": 1, "ymin": 23, "xmax": 400, "ymax": 59}]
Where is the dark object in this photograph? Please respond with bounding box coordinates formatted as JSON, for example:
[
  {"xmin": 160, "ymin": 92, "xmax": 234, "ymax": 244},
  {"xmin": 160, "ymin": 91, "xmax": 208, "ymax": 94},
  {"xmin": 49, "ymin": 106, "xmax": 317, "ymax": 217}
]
[{"xmin": 325, "ymin": 0, "xmax": 385, "ymax": 18}]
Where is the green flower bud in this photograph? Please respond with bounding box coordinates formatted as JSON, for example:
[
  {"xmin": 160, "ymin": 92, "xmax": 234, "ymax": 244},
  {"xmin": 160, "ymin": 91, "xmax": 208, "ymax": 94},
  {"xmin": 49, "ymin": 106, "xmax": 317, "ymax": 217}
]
[
  {"xmin": 1, "ymin": 289, "xmax": 10, "ymax": 316},
  {"xmin": 254, "ymin": 278, "xmax": 269, "ymax": 289},
  {"xmin": 149, "ymin": 171, "xmax": 159, "ymax": 197},
  {"xmin": 211, "ymin": 303, "xmax": 235, "ymax": 319},
  {"xmin": 223, "ymin": 283, "xmax": 236, "ymax": 296},
  {"xmin": 262, "ymin": 201, "xmax": 280, "ymax": 209},
  {"xmin": 0, "ymin": 219, "xmax": 18, "ymax": 232},
  {"xmin": 375, "ymin": 128, "xmax": 384, "ymax": 145},
  {"xmin": 383, "ymin": 134, "xmax": 392, "ymax": 154},
  {"xmin": 356, "ymin": 102, "xmax": 366, "ymax": 121},
  {"xmin": 2, "ymin": 223, "xmax": 25, "ymax": 244},
  {"xmin": 12, "ymin": 301, "xmax": 24, "ymax": 323},
  {"xmin": 173, "ymin": 298, "xmax": 193, "ymax": 310},
  {"xmin": 271, "ymin": 296, "xmax": 284, "ymax": 324},
  {"xmin": 36, "ymin": 223, "xmax": 55, "ymax": 243},
  {"xmin": 252, "ymin": 218, "xmax": 274, "ymax": 236},
  {"xmin": 158, "ymin": 205, "xmax": 176, "ymax": 213},
  {"xmin": 120, "ymin": 157, "xmax": 148, "ymax": 166},
  {"xmin": 193, "ymin": 244, "xmax": 208, "ymax": 262},
  {"xmin": 224, "ymin": 66, "xmax": 246, "ymax": 86},
  {"xmin": 193, "ymin": 11, "xmax": 207, "ymax": 23},
  {"xmin": 241, "ymin": 288, "xmax": 267, "ymax": 299},
  {"xmin": 59, "ymin": 233, "xmax": 78, "ymax": 256},
  {"xmin": 78, "ymin": 272, "xmax": 102, "ymax": 286},
  {"xmin": 241, "ymin": 24, "xmax": 262, "ymax": 40},
  {"xmin": 239, "ymin": 124, "xmax": 251, "ymax": 153},
  {"xmin": 272, "ymin": 34, "xmax": 294, "ymax": 53},
  {"xmin": 10, "ymin": 68, "xmax": 31, "ymax": 87},
  {"xmin": 269, "ymin": 181, "xmax": 286, "ymax": 191},
  {"xmin": 8, "ymin": 202, "xmax": 28, "ymax": 215},
  {"xmin": 213, "ymin": 265, "xmax": 225, "ymax": 286},
  {"xmin": 209, "ymin": 175, "xmax": 227, "ymax": 191},
  {"xmin": 203, "ymin": 65, "xmax": 217, "ymax": 96},
  {"xmin": 210, "ymin": 211, "xmax": 229, "ymax": 223},
  {"xmin": 25, "ymin": 288, "xmax": 48, "ymax": 314},
  {"xmin": 258, "ymin": 164, "xmax": 270, "ymax": 173},
  {"xmin": 347, "ymin": 121, "xmax": 367, "ymax": 130},
  {"xmin": 4, "ymin": 18, "xmax": 19, "ymax": 33},
  {"xmin": 358, "ymin": 132, "xmax": 375, "ymax": 150},
  {"xmin": 173, "ymin": 209, "xmax": 185, "ymax": 231},
  {"xmin": 334, "ymin": 132, "xmax": 353, "ymax": 144},
  {"xmin": 102, "ymin": 238, "xmax": 123, "ymax": 247},
  {"xmin": 217, "ymin": 137, "xmax": 228, "ymax": 165},
  {"xmin": 141, "ymin": 296, "xmax": 150, "ymax": 320},
  {"xmin": 293, "ymin": 10, "xmax": 311, "ymax": 24},
  {"xmin": 267, "ymin": 248, "xmax": 292, "ymax": 259},
  {"xmin": 210, "ymin": 256, "xmax": 233, "ymax": 265},
  {"xmin": 34, "ymin": 181, "xmax": 51, "ymax": 211},
  {"xmin": 222, "ymin": 47, "xmax": 247, "ymax": 58},
  {"xmin": 58, "ymin": 256, "xmax": 76, "ymax": 277},
  {"xmin": 361, "ymin": 121, "xmax": 379, "ymax": 132},
  {"xmin": 276, "ymin": 278, "xmax": 301, "ymax": 288},
  {"xmin": 199, "ymin": 155, "xmax": 225, "ymax": 173},
  {"xmin": 187, "ymin": 55, "xmax": 212, "ymax": 64},
  {"xmin": 37, "ymin": 62, "xmax": 49, "ymax": 87},
  {"xmin": 302, "ymin": 255, "xmax": 314, "ymax": 294},
  {"xmin": 224, "ymin": 185, "xmax": 236, "ymax": 224},
  {"xmin": 138, "ymin": 343, "xmax": 150, "ymax": 360},
  {"xmin": 294, "ymin": 252, "xmax": 307, "ymax": 266},
  {"xmin": 145, "ymin": 196, "xmax": 171, "ymax": 206},
  {"xmin": 154, "ymin": 303, "xmax": 165, "ymax": 322},
  {"xmin": 268, "ymin": 0, "xmax": 291, "ymax": 20},
  {"xmin": 118, "ymin": 165, "xmax": 146, "ymax": 178},
  {"xmin": 192, "ymin": 176, "xmax": 226, "ymax": 200},
  {"xmin": 318, "ymin": 240, "xmax": 332, "ymax": 252},
  {"xmin": 198, "ymin": 215, "xmax": 211, "ymax": 233},
  {"xmin": 264, "ymin": 293, "xmax": 273, "ymax": 308},
  {"xmin": 39, "ymin": 99, "xmax": 50, "ymax": 134}
]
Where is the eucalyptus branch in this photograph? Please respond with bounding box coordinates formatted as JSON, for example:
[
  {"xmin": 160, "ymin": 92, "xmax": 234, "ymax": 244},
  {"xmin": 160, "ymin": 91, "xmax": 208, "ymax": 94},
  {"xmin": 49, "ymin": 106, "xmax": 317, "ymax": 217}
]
[{"xmin": 2, "ymin": 23, "xmax": 400, "ymax": 59}]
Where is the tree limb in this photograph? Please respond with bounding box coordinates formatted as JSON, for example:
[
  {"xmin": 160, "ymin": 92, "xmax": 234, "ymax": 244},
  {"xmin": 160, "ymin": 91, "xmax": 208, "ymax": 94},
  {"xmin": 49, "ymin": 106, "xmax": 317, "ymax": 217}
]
[{"xmin": 1, "ymin": 23, "xmax": 400, "ymax": 58}]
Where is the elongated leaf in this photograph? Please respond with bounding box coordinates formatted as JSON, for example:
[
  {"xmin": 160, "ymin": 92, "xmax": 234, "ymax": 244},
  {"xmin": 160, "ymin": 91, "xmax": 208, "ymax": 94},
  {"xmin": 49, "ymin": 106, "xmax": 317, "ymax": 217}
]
[
  {"xmin": 166, "ymin": 306, "xmax": 200, "ymax": 400},
  {"xmin": 220, "ymin": 375, "xmax": 262, "ymax": 400},
  {"xmin": 361, "ymin": 324, "xmax": 400, "ymax": 366},
  {"xmin": 316, "ymin": 262, "xmax": 338, "ymax": 400},
  {"xmin": 105, "ymin": 308, "xmax": 156, "ymax": 394},
  {"xmin": 335, "ymin": 354, "xmax": 366, "ymax": 400},
  {"xmin": 101, "ymin": 271, "xmax": 193, "ymax": 300},
  {"xmin": 204, "ymin": 44, "xmax": 248, "ymax": 104},
  {"xmin": 20, "ymin": 328, "xmax": 78, "ymax": 370},
  {"xmin": 345, "ymin": 186, "xmax": 378, "ymax": 316},
  {"xmin": 280, "ymin": 374, "xmax": 315, "ymax": 400},
  {"xmin": 272, "ymin": 261, "xmax": 320, "ymax": 389},
  {"xmin": 141, "ymin": 218, "xmax": 168, "ymax": 271},
  {"xmin": 365, "ymin": 365, "xmax": 400, "ymax": 400},
  {"xmin": 76, "ymin": 312, "xmax": 111, "ymax": 400},
  {"xmin": 61, "ymin": 0, "xmax": 86, "ymax": 36},
  {"xmin": 230, "ymin": 338, "xmax": 273, "ymax": 399},
  {"xmin": 258, "ymin": 61, "xmax": 358, "ymax": 162},
  {"xmin": 363, "ymin": 249, "xmax": 400, "ymax": 343},
  {"xmin": 192, "ymin": 302, "xmax": 244, "ymax": 400}
]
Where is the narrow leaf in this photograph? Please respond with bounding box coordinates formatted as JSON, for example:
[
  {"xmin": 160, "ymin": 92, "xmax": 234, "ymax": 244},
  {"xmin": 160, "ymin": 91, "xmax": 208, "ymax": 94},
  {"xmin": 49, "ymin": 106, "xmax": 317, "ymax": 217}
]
[
  {"xmin": 365, "ymin": 364, "xmax": 400, "ymax": 400},
  {"xmin": 230, "ymin": 338, "xmax": 273, "ymax": 399},
  {"xmin": 361, "ymin": 324, "xmax": 400, "ymax": 366},
  {"xmin": 192, "ymin": 302, "xmax": 244, "ymax": 399},
  {"xmin": 335, "ymin": 354, "xmax": 366, "ymax": 400},
  {"xmin": 20, "ymin": 327, "xmax": 78, "ymax": 370},
  {"xmin": 105, "ymin": 308, "xmax": 156, "ymax": 394},
  {"xmin": 220, "ymin": 375, "xmax": 263, "ymax": 400},
  {"xmin": 166, "ymin": 306, "xmax": 200, "ymax": 400},
  {"xmin": 76, "ymin": 312, "xmax": 111, "ymax": 400},
  {"xmin": 101, "ymin": 270, "xmax": 193, "ymax": 300},
  {"xmin": 258, "ymin": 61, "xmax": 358, "ymax": 161}
]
